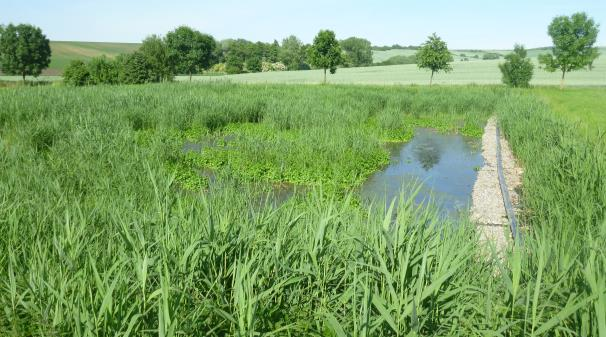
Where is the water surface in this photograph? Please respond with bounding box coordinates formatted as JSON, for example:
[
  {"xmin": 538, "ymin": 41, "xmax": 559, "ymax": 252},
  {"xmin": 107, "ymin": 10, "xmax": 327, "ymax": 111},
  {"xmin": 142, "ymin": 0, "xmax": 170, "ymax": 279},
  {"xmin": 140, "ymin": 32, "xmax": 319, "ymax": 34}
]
[{"xmin": 361, "ymin": 128, "xmax": 483, "ymax": 217}]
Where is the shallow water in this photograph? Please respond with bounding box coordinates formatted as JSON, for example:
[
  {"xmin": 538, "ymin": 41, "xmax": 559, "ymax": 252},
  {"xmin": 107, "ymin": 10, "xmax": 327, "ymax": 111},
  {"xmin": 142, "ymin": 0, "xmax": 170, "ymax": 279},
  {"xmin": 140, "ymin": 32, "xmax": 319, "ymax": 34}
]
[{"xmin": 360, "ymin": 128, "xmax": 483, "ymax": 217}]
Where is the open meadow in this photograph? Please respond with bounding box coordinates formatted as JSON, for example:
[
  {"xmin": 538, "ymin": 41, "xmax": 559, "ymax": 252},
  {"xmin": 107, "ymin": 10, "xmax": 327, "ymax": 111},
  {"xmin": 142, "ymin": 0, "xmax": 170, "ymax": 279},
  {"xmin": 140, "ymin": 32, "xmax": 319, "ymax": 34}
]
[{"xmin": 1, "ymin": 83, "xmax": 604, "ymax": 336}]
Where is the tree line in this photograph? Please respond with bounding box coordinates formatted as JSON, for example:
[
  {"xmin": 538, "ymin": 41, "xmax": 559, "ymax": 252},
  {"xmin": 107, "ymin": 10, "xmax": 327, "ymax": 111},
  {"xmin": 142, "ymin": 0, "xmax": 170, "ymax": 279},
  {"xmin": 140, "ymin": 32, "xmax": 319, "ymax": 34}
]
[{"xmin": 0, "ymin": 11, "xmax": 600, "ymax": 88}]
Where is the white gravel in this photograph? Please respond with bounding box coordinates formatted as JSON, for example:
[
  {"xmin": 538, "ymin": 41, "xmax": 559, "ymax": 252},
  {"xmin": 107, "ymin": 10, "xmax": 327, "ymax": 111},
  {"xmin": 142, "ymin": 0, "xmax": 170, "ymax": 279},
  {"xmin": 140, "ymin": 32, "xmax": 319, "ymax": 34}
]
[{"xmin": 471, "ymin": 117, "xmax": 522, "ymax": 255}]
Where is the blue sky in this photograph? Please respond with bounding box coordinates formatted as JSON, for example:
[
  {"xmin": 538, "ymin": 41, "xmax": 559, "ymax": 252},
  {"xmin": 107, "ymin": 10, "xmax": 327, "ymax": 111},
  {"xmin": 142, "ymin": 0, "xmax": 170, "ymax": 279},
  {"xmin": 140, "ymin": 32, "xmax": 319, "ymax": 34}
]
[{"xmin": 3, "ymin": 0, "xmax": 605, "ymax": 49}]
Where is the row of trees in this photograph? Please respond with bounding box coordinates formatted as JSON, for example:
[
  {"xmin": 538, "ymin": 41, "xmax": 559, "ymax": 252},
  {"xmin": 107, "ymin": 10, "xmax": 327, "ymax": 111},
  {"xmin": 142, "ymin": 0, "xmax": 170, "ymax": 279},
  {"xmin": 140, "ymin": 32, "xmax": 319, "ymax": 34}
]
[
  {"xmin": 61, "ymin": 27, "xmax": 374, "ymax": 85},
  {"xmin": 413, "ymin": 12, "xmax": 600, "ymax": 88},
  {"xmin": 1, "ymin": 12, "xmax": 600, "ymax": 88}
]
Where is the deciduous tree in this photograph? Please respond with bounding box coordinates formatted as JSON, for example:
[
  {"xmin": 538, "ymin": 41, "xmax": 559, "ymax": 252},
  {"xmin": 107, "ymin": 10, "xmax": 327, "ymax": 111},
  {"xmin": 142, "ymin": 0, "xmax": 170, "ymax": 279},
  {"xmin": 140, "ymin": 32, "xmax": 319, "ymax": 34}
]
[
  {"xmin": 538, "ymin": 12, "xmax": 600, "ymax": 89},
  {"xmin": 416, "ymin": 33, "xmax": 453, "ymax": 86},
  {"xmin": 0, "ymin": 23, "xmax": 51, "ymax": 82},
  {"xmin": 308, "ymin": 30, "xmax": 342, "ymax": 83},
  {"xmin": 280, "ymin": 35, "xmax": 307, "ymax": 70},
  {"xmin": 340, "ymin": 37, "xmax": 373, "ymax": 67},
  {"xmin": 140, "ymin": 35, "xmax": 173, "ymax": 82},
  {"xmin": 165, "ymin": 26, "xmax": 216, "ymax": 81},
  {"xmin": 499, "ymin": 44, "xmax": 534, "ymax": 88}
]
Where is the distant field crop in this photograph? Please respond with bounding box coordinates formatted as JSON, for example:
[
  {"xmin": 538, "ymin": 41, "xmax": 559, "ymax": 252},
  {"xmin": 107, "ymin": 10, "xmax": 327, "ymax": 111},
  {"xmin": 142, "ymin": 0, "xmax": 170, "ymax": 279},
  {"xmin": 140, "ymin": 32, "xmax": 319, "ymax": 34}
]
[
  {"xmin": 46, "ymin": 41, "xmax": 140, "ymax": 75},
  {"xmin": 183, "ymin": 53, "xmax": 606, "ymax": 86},
  {"xmin": 3, "ymin": 44, "xmax": 604, "ymax": 86}
]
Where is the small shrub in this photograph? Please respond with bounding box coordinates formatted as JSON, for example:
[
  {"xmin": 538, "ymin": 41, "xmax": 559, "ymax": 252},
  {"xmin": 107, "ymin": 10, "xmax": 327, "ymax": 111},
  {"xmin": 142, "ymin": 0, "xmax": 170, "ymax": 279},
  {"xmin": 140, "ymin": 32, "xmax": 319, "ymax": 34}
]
[
  {"xmin": 261, "ymin": 61, "xmax": 287, "ymax": 72},
  {"xmin": 482, "ymin": 52, "xmax": 501, "ymax": 60},
  {"xmin": 209, "ymin": 63, "xmax": 226, "ymax": 73},
  {"xmin": 374, "ymin": 55, "xmax": 416, "ymax": 66},
  {"xmin": 63, "ymin": 60, "xmax": 90, "ymax": 86},
  {"xmin": 225, "ymin": 63, "xmax": 243, "ymax": 74}
]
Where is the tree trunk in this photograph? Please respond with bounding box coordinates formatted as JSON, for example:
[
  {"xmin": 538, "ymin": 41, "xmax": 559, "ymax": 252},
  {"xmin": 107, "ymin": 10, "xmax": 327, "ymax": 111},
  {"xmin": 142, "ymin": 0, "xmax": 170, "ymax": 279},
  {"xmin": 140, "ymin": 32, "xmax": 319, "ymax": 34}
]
[
  {"xmin": 430, "ymin": 71, "xmax": 434, "ymax": 87},
  {"xmin": 189, "ymin": 72, "xmax": 192, "ymax": 82},
  {"xmin": 560, "ymin": 70, "xmax": 566, "ymax": 90},
  {"xmin": 323, "ymin": 68, "xmax": 327, "ymax": 84},
  {"xmin": 22, "ymin": 72, "xmax": 26, "ymax": 83}
]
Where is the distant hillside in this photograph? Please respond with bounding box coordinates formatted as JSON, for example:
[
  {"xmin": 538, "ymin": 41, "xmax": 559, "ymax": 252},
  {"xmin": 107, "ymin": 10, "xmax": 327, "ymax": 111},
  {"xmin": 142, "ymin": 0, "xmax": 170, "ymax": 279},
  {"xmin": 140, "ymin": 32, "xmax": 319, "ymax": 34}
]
[{"xmin": 46, "ymin": 41, "xmax": 140, "ymax": 75}]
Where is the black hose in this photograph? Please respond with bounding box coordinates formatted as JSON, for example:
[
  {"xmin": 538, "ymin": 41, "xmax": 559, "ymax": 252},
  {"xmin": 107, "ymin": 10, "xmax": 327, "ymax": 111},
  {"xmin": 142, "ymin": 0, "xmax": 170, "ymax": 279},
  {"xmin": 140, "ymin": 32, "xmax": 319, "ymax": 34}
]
[{"xmin": 495, "ymin": 124, "xmax": 521, "ymax": 244}]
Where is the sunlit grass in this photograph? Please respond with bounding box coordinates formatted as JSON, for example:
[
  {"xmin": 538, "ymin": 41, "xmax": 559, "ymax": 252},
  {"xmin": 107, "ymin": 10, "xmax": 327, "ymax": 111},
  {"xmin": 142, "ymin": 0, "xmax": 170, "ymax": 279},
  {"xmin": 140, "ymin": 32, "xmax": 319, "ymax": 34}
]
[{"xmin": 0, "ymin": 83, "xmax": 604, "ymax": 336}]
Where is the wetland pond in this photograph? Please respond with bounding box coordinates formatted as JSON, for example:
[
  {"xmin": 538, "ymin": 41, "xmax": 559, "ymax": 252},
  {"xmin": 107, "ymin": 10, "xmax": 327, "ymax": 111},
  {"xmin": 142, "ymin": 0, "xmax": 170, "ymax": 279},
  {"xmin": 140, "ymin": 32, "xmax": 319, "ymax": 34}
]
[
  {"xmin": 185, "ymin": 128, "xmax": 483, "ymax": 216},
  {"xmin": 361, "ymin": 128, "xmax": 483, "ymax": 217}
]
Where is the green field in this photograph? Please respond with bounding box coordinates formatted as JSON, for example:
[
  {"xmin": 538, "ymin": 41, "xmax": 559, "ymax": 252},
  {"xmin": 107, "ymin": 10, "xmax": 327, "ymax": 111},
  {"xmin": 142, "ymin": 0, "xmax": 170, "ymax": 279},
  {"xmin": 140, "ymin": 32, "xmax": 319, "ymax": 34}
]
[
  {"xmin": 532, "ymin": 87, "xmax": 606, "ymax": 135},
  {"xmin": 186, "ymin": 54, "xmax": 606, "ymax": 86},
  {"xmin": 45, "ymin": 41, "xmax": 140, "ymax": 75},
  {"xmin": 2, "ymin": 42, "xmax": 604, "ymax": 86},
  {"xmin": 0, "ymin": 83, "xmax": 604, "ymax": 335}
]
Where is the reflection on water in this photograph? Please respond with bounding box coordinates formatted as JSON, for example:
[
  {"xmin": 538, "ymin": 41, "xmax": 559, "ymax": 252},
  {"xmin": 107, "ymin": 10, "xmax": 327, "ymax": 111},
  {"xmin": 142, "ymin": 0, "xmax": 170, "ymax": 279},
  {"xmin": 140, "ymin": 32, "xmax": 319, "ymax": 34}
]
[{"xmin": 361, "ymin": 128, "xmax": 483, "ymax": 217}]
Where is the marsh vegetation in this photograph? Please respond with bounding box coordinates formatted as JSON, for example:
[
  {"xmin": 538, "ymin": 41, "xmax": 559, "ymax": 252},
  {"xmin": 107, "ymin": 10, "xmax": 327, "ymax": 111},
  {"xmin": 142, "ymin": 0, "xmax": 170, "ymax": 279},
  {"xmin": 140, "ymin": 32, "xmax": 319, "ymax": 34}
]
[{"xmin": 0, "ymin": 83, "xmax": 604, "ymax": 336}]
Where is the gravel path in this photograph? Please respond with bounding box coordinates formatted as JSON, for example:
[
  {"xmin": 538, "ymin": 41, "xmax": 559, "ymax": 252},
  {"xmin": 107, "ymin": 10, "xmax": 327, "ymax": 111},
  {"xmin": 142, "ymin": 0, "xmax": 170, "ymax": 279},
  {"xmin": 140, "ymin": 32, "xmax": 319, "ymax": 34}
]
[{"xmin": 471, "ymin": 117, "xmax": 522, "ymax": 254}]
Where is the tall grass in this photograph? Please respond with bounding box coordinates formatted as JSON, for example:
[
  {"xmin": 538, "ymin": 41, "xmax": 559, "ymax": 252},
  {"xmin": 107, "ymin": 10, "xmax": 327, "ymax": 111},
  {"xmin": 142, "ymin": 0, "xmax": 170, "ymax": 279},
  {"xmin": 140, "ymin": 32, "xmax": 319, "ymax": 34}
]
[
  {"xmin": 497, "ymin": 92, "xmax": 606, "ymax": 336},
  {"xmin": 0, "ymin": 83, "xmax": 603, "ymax": 335}
]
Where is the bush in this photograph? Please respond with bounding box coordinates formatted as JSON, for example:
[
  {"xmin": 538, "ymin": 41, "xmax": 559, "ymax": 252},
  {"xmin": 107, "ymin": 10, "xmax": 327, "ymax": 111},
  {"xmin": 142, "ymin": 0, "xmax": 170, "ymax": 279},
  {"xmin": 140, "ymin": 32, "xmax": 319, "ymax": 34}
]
[
  {"xmin": 374, "ymin": 54, "xmax": 416, "ymax": 66},
  {"xmin": 499, "ymin": 45, "xmax": 534, "ymax": 88},
  {"xmin": 225, "ymin": 53, "xmax": 244, "ymax": 74},
  {"xmin": 246, "ymin": 56, "xmax": 262, "ymax": 72},
  {"xmin": 261, "ymin": 61, "xmax": 287, "ymax": 72},
  {"xmin": 209, "ymin": 63, "xmax": 226, "ymax": 73},
  {"xmin": 88, "ymin": 56, "xmax": 119, "ymax": 85},
  {"xmin": 482, "ymin": 52, "xmax": 501, "ymax": 60},
  {"xmin": 63, "ymin": 60, "xmax": 90, "ymax": 86},
  {"xmin": 117, "ymin": 52, "xmax": 154, "ymax": 84}
]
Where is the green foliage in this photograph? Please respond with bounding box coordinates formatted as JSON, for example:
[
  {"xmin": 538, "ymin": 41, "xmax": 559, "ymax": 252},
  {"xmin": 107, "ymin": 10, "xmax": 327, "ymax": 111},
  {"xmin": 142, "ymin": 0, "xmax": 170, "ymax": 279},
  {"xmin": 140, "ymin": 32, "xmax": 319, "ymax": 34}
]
[
  {"xmin": 165, "ymin": 26, "xmax": 216, "ymax": 79},
  {"xmin": 139, "ymin": 35, "xmax": 173, "ymax": 82},
  {"xmin": 224, "ymin": 39, "xmax": 251, "ymax": 74},
  {"xmin": 246, "ymin": 55, "xmax": 262, "ymax": 73},
  {"xmin": 308, "ymin": 30, "xmax": 343, "ymax": 82},
  {"xmin": 1, "ymin": 84, "xmax": 605, "ymax": 336},
  {"xmin": 340, "ymin": 37, "xmax": 373, "ymax": 67},
  {"xmin": 280, "ymin": 35, "xmax": 309, "ymax": 70},
  {"xmin": 87, "ymin": 56, "xmax": 119, "ymax": 85},
  {"xmin": 374, "ymin": 54, "xmax": 417, "ymax": 66},
  {"xmin": 117, "ymin": 52, "xmax": 154, "ymax": 84},
  {"xmin": 1, "ymin": 84, "xmax": 604, "ymax": 336},
  {"xmin": 498, "ymin": 93, "xmax": 606, "ymax": 336},
  {"xmin": 482, "ymin": 52, "xmax": 501, "ymax": 60},
  {"xmin": 499, "ymin": 44, "xmax": 534, "ymax": 88},
  {"xmin": 416, "ymin": 33, "xmax": 453, "ymax": 85},
  {"xmin": 63, "ymin": 60, "xmax": 91, "ymax": 86},
  {"xmin": 0, "ymin": 23, "xmax": 51, "ymax": 80},
  {"xmin": 538, "ymin": 12, "xmax": 600, "ymax": 88}
]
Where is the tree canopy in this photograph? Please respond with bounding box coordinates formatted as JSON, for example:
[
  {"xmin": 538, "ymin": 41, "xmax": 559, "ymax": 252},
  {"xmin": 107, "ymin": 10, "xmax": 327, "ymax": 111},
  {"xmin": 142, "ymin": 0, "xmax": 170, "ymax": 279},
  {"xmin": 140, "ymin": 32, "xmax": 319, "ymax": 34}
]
[
  {"xmin": 308, "ymin": 30, "xmax": 343, "ymax": 83},
  {"xmin": 499, "ymin": 44, "xmax": 534, "ymax": 88},
  {"xmin": 140, "ymin": 35, "xmax": 173, "ymax": 82},
  {"xmin": 340, "ymin": 37, "xmax": 373, "ymax": 67},
  {"xmin": 280, "ymin": 35, "xmax": 308, "ymax": 70},
  {"xmin": 538, "ymin": 12, "xmax": 600, "ymax": 89},
  {"xmin": 0, "ymin": 23, "xmax": 51, "ymax": 81},
  {"xmin": 165, "ymin": 26, "xmax": 216, "ymax": 81},
  {"xmin": 416, "ymin": 33, "xmax": 453, "ymax": 86}
]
